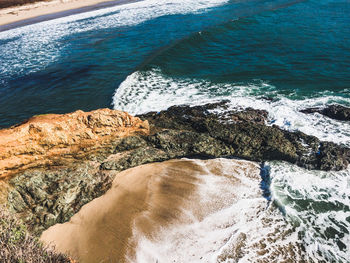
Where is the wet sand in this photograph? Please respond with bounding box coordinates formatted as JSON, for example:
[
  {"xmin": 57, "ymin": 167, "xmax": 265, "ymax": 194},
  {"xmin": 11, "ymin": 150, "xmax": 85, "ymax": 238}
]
[
  {"xmin": 40, "ymin": 158, "xmax": 263, "ymax": 263},
  {"xmin": 40, "ymin": 159, "xmax": 204, "ymax": 262},
  {"xmin": 0, "ymin": 0, "xmax": 141, "ymax": 32}
]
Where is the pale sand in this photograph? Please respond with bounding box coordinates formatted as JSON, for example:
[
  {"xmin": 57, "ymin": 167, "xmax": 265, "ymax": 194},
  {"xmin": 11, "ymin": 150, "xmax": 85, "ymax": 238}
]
[
  {"xmin": 0, "ymin": 0, "xmax": 134, "ymax": 28},
  {"xmin": 40, "ymin": 158, "xmax": 260, "ymax": 263},
  {"xmin": 40, "ymin": 159, "xmax": 202, "ymax": 263}
]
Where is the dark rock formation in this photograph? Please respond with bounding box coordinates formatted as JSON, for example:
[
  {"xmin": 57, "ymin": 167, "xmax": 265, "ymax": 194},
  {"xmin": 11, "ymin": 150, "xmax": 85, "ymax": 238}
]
[
  {"xmin": 138, "ymin": 102, "xmax": 350, "ymax": 171},
  {"xmin": 3, "ymin": 101, "xmax": 350, "ymax": 235},
  {"xmin": 8, "ymin": 162, "xmax": 116, "ymax": 234},
  {"xmin": 301, "ymin": 104, "xmax": 350, "ymax": 121}
]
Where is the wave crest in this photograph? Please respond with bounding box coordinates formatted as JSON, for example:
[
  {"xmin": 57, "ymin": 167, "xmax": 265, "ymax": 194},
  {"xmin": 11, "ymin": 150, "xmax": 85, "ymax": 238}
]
[{"xmin": 113, "ymin": 68, "xmax": 350, "ymax": 146}]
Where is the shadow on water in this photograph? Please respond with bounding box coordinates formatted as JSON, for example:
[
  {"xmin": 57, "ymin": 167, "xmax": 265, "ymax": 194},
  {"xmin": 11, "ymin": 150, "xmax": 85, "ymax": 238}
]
[
  {"xmin": 260, "ymin": 162, "xmax": 272, "ymax": 202},
  {"xmin": 260, "ymin": 162, "xmax": 287, "ymax": 217}
]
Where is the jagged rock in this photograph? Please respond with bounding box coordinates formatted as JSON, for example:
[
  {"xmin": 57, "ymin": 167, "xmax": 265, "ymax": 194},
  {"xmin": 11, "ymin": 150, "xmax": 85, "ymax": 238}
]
[
  {"xmin": 114, "ymin": 136, "xmax": 148, "ymax": 152},
  {"xmin": 8, "ymin": 162, "xmax": 116, "ymax": 235},
  {"xmin": 149, "ymin": 129, "xmax": 232, "ymax": 157},
  {"xmin": 1, "ymin": 101, "xmax": 350, "ymax": 236},
  {"xmin": 139, "ymin": 103, "xmax": 350, "ymax": 171},
  {"xmin": 139, "ymin": 101, "xmax": 268, "ymax": 133},
  {"xmin": 301, "ymin": 104, "xmax": 350, "ymax": 121},
  {"xmin": 101, "ymin": 147, "xmax": 169, "ymax": 171},
  {"xmin": 0, "ymin": 108, "xmax": 149, "ymax": 180},
  {"xmin": 317, "ymin": 142, "xmax": 350, "ymax": 171},
  {"xmin": 0, "ymin": 108, "xmax": 149, "ymax": 234}
]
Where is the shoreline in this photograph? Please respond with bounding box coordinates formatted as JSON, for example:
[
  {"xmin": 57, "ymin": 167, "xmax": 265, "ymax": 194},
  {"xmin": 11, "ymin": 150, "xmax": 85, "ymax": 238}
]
[
  {"xmin": 1, "ymin": 102, "xmax": 349, "ymax": 261},
  {"xmin": 0, "ymin": 0, "xmax": 142, "ymax": 32}
]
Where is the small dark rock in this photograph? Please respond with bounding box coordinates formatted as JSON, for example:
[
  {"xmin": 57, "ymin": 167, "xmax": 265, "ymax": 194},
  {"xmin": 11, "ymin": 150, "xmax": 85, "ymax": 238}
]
[{"xmin": 301, "ymin": 104, "xmax": 350, "ymax": 121}]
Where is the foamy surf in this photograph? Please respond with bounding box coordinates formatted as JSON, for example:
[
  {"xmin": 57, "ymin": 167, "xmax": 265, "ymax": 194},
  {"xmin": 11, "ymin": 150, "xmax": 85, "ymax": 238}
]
[
  {"xmin": 270, "ymin": 162, "xmax": 350, "ymax": 263},
  {"xmin": 131, "ymin": 159, "xmax": 307, "ymax": 263},
  {"xmin": 41, "ymin": 158, "xmax": 312, "ymax": 262},
  {"xmin": 0, "ymin": 0, "xmax": 229, "ymax": 77},
  {"xmin": 112, "ymin": 68, "xmax": 350, "ymax": 262},
  {"xmin": 113, "ymin": 68, "xmax": 350, "ymax": 146}
]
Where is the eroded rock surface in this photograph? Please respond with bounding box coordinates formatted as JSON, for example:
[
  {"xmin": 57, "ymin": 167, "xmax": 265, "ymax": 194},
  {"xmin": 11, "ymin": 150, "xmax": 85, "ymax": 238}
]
[
  {"xmin": 2, "ymin": 102, "xmax": 350, "ymax": 235},
  {"xmin": 136, "ymin": 102, "xmax": 350, "ymax": 171},
  {"xmin": 8, "ymin": 162, "xmax": 117, "ymax": 234},
  {"xmin": 0, "ymin": 108, "xmax": 149, "ymax": 180}
]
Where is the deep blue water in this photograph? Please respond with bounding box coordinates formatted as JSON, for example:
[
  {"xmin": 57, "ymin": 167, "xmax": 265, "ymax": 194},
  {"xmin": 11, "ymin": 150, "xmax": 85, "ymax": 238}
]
[
  {"xmin": 0, "ymin": 0, "xmax": 349, "ymax": 128},
  {"xmin": 145, "ymin": 0, "xmax": 350, "ymax": 96}
]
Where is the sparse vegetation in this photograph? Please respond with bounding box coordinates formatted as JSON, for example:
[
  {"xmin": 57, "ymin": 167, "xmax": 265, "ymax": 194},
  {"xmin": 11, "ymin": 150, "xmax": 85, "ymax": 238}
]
[
  {"xmin": 0, "ymin": 0, "xmax": 48, "ymax": 9},
  {"xmin": 0, "ymin": 205, "xmax": 71, "ymax": 263}
]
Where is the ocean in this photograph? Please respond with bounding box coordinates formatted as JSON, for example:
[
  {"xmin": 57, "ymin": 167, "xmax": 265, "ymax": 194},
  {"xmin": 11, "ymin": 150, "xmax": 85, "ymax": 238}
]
[{"xmin": 0, "ymin": 0, "xmax": 349, "ymax": 262}]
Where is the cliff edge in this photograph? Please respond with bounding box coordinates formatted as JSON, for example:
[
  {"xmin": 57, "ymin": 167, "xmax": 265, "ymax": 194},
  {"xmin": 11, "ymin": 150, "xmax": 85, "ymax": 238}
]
[
  {"xmin": 1, "ymin": 102, "xmax": 349, "ymax": 236},
  {"xmin": 0, "ymin": 108, "xmax": 149, "ymax": 180}
]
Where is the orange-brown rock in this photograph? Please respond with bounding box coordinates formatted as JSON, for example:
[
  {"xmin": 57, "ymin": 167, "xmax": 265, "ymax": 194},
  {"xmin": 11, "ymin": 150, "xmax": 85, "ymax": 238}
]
[
  {"xmin": 0, "ymin": 108, "xmax": 149, "ymax": 180},
  {"xmin": 4, "ymin": 101, "xmax": 350, "ymax": 237}
]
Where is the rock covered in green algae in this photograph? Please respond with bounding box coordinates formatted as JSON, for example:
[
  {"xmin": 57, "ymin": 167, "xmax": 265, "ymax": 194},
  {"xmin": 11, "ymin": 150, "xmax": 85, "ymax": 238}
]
[{"xmin": 8, "ymin": 162, "xmax": 115, "ymax": 235}]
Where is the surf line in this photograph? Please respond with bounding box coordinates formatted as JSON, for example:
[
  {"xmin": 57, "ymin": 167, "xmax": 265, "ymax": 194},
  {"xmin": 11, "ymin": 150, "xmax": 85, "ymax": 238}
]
[{"xmin": 0, "ymin": 0, "xmax": 143, "ymax": 32}]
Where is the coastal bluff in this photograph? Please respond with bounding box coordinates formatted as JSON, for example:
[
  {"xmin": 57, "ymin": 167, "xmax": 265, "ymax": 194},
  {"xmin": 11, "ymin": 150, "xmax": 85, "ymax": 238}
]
[
  {"xmin": 0, "ymin": 109, "xmax": 149, "ymax": 213},
  {"xmin": 1, "ymin": 101, "xmax": 350, "ymax": 236},
  {"xmin": 0, "ymin": 108, "xmax": 150, "ymax": 180}
]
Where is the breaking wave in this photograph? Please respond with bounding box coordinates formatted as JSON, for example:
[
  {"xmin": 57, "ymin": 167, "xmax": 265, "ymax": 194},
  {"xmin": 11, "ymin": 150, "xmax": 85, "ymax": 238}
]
[
  {"xmin": 113, "ymin": 68, "xmax": 350, "ymax": 146},
  {"xmin": 271, "ymin": 162, "xmax": 350, "ymax": 262},
  {"xmin": 0, "ymin": 0, "xmax": 229, "ymax": 77}
]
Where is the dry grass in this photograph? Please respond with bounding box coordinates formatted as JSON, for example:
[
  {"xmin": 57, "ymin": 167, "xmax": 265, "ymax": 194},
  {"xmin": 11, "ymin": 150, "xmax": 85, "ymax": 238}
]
[
  {"xmin": 0, "ymin": 205, "xmax": 71, "ymax": 263},
  {"xmin": 0, "ymin": 0, "xmax": 47, "ymax": 9}
]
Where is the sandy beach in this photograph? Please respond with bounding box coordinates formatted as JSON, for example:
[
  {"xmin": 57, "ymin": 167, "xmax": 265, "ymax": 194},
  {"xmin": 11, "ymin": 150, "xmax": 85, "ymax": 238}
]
[
  {"xmin": 40, "ymin": 159, "xmax": 204, "ymax": 262},
  {"xmin": 40, "ymin": 158, "xmax": 262, "ymax": 262},
  {"xmin": 0, "ymin": 0, "xmax": 137, "ymax": 30}
]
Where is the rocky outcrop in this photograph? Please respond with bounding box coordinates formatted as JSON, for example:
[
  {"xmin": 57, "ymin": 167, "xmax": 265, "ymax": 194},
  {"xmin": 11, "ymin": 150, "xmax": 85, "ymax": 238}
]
[
  {"xmin": 0, "ymin": 108, "xmax": 149, "ymax": 234},
  {"xmin": 136, "ymin": 102, "xmax": 350, "ymax": 171},
  {"xmin": 0, "ymin": 108, "xmax": 149, "ymax": 180},
  {"xmin": 301, "ymin": 104, "xmax": 350, "ymax": 121},
  {"xmin": 2, "ymin": 102, "xmax": 350, "ymax": 235},
  {"xmin": 7, "ymin": 162, "xmax": 118, "ymax": 234}
]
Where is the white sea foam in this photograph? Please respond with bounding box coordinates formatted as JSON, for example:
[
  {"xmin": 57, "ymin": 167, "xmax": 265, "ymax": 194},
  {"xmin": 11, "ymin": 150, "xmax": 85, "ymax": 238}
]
[
  {"xmin": 113, "ymin": 68, "xmax": 350, "ymax": 146},
  {"xmin": 0, "ymin": 0, "xmax": 228, "ymax": 77},
  {"xmin": 270, "ymin": 162, "xmax": 350, "ymax": 262},
  {"xmin": 113, "ymin": 69, "xmax": 350, "ymax": 262},
  {"xmin": 130, "ymin": 158, "xmax": 307, "ymax": 263}
]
